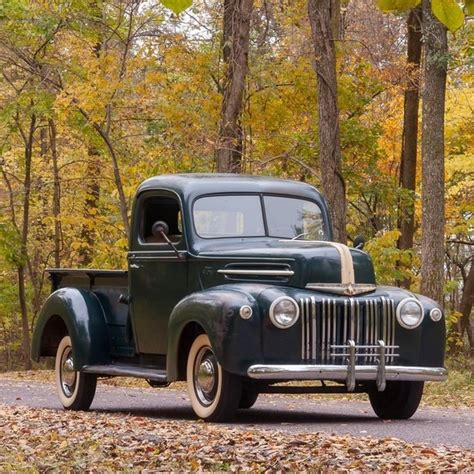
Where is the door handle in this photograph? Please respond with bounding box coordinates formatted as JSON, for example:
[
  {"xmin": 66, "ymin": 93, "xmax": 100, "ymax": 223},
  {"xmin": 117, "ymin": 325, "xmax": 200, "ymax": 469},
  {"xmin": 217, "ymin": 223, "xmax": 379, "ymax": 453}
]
[{"xmin": 129, "ymin": 263, "xmax": 142, "ymax": 269}]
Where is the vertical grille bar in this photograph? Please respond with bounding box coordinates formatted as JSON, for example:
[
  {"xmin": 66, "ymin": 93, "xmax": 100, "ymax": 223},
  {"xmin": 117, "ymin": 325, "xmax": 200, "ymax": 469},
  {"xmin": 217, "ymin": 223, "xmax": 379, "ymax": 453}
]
[
  {"xmin": 306, "ymin": 298, "xmax": 314, "ymax": 359},
  {"xmin": 375, "ymin": 300, "xmax": 380, "ymax": 361},
  {"xmin": 321, "ymin": 299, "xmax": 327, "ymax": 363},
  {"xmin": 366, "ymin": 299, "xmax": 370, "ymax": 362},
  {"xmin": 382, "ymin": 297, "xmax": 388, "ymax": 345},
  {"xmin": 356, "ymin": 299, "xmax": 361, "ymax": 344},
  {"xmin": 350, "ymin": 299, "xmax": 355, "ymax": 341},
  {"xmin": 324, "ymin": 301, "xmax": 328, "ymax": 363},
  {"xmin": 311, "ymin": 297, "xmax": 316, "ymax": 360},
  {"xmin": 364, "ymin": 299, "xmax": 369, "ymax": 353},
  {"xmin": 301, "ymin": 299, "xmax": 306, "ymax": 360},
  {"xmin": 386, "ymin": 298, "xmax": 391, "ymax": 363},
  {"xmin": 331, "ymin": 300, "xmax": 337, "ymax": 363},
  {"xmin": 370, "ymin": 300, "xmax": 376, "ymax": 362},
  {"xmin": 390, "ymin": 299, "xmax": 396, "ymax": 363},
  {"xmin": 343, "ymin": 300, "xmax": 348, "ymax": 344},
  {"xmin": 387, "ymin": 298, "xmax": 392, "ymax": 363}
]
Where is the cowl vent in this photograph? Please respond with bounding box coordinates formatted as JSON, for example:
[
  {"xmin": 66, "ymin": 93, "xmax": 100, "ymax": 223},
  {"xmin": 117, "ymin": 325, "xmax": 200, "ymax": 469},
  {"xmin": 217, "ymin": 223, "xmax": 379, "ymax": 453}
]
[{"xmin": 218, "ymin": 263, "xmax": 294, "ymax": 282}]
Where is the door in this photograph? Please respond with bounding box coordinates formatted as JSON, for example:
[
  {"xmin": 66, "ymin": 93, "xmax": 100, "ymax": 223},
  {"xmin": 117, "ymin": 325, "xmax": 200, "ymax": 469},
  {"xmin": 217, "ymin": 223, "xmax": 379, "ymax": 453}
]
[{"xmin": 128, "ymin": 191, "xmax": 188, "ymax": 354}]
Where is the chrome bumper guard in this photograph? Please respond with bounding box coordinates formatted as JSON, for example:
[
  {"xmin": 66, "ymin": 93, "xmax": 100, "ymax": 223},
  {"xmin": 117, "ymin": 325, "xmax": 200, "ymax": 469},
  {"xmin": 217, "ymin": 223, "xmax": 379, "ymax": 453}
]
[{"xmin": 247, "ymin": 340, "xmax": 448, "ymax": 392}]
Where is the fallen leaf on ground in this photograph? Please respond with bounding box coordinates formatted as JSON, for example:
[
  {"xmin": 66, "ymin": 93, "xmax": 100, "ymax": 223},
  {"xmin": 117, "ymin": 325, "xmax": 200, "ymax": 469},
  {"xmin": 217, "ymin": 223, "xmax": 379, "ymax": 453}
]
[{"xmin": 0, "ymin": 403, "xmax": 473, "ymax": 471}]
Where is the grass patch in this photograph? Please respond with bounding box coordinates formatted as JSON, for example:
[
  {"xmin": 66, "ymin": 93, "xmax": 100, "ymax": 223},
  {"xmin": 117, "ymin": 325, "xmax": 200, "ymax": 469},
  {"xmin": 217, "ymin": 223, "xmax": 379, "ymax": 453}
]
[{"xmin": 424, "ymin": 368, "xmax": 473, "ymax": 408}]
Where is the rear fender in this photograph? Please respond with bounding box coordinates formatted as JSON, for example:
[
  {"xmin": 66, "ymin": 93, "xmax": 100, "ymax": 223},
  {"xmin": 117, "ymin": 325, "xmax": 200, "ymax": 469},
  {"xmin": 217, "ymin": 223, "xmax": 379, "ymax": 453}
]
[
  {"xmin": 31, "ymin": 288, "xmax": 110, "ymax": 369},
  {"xmin": 166, "ymin": 288, "xmax": 261, "ymax": 380}
]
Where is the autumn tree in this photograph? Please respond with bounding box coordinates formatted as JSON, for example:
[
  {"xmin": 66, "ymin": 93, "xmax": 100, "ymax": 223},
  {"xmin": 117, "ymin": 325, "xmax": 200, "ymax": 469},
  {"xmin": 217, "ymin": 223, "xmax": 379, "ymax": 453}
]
[
  {"xmin": 0, "ymin": 0, "xmax": 472, "ymax": 370},
  {"xmin": 308, "ymin": 0, "xmax": 347, "ymax": 243}
]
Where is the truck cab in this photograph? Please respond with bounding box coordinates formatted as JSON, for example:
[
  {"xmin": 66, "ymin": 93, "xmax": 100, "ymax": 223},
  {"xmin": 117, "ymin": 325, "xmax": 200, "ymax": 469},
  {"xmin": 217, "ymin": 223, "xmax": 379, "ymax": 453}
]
[{"xmin": 32, "ymin": 174, "xmax": 447, "ymax": 421}]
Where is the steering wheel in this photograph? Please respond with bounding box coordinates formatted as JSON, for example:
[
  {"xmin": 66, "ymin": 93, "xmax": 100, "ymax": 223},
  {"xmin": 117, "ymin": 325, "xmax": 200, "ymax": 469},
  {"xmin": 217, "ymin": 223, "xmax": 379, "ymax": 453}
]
[{"xmin": 291, "ymin": 232, "xmax": 310, "ymax": 240}]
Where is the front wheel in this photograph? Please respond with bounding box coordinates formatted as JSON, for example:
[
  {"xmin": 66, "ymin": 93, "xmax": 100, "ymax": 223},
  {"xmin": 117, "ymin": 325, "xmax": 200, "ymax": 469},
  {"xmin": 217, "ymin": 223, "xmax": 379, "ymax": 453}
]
[
  {"xmin": 55, "ymin": 336, "xmax": 97, "ymax": 410},
  {"xmin": 186, "ymin": 334, "xmax": 241, "ymax": 422},
  {"xmin": 369, "ymin": 381, "xmax": 424, "ymax": 419}
]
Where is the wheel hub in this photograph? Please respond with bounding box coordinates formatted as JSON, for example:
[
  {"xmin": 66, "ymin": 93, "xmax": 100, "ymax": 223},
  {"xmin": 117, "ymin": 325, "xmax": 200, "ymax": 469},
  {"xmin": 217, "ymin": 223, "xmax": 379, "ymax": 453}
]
[
  {"xmin": 194, "ymin": 347, "xmax": 218, "ymax": 406},
  {"xmin": 60, "ymin": 348, "xmax": 76, "ymax": 397}
]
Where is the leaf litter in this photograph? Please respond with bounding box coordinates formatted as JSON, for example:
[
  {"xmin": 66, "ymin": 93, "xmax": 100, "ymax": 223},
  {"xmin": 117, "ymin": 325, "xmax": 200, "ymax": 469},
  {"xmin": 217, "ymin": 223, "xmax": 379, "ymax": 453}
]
[{"xmin": 0, "ymin": 403, "xmax": 473, "ymax": 472}]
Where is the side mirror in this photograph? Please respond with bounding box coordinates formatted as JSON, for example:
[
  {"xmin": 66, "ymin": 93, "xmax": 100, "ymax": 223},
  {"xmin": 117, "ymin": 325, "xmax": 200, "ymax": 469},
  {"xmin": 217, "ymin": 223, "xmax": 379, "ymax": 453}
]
[
  {"xmin": 152, "ymin": 220, "xmax": 169, "ymax": 237},
  {"xmin": 353, "ymin": 235, "xmax": 365, "ymax": 250}
]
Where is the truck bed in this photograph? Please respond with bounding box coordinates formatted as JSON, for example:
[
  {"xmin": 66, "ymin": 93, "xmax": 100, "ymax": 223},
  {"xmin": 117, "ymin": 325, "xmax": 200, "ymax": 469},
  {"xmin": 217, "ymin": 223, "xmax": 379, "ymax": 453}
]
[
  {"xmin": 49, "ymin": 268, "xmax": 128, "ymax": 292},
  {"xmin": 48, "ymin": 268, "xmax": 133, "ymax": 357}
]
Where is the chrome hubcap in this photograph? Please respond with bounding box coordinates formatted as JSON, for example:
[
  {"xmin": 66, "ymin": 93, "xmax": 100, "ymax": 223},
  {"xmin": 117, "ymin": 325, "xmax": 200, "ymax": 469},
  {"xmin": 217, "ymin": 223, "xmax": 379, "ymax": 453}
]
[
  {"xmin": 194, "ymin": 347, "xmax": 218, "ymax": 406},
  {"xmin": 60, "ymin": 347, "xmax": 76, "ymax": 397}
]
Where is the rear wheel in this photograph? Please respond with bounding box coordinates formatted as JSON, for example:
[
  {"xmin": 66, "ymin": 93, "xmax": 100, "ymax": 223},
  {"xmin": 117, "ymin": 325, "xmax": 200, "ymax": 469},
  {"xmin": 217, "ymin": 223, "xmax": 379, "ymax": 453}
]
[
  {"xmin": 369, "ymin": 381, "xmax": 424, "ymax": 419},
  {"xmin": 186, "ymin": 334, "xmax": 241, "ymax": 422},
  {"xmin": 55, "ymin": 336, "xmax": 97, "ymax": 410},
  {"xmin": 239, "ymin": 389, "xmax": 259, "ymax": 409}
]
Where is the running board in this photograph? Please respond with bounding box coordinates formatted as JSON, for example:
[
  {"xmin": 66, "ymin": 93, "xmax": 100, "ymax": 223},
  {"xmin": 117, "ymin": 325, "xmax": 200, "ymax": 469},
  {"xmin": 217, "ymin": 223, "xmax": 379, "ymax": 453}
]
[{"xmin": 82, "ymin": 365, "xmax": 168, "ymax": 383}]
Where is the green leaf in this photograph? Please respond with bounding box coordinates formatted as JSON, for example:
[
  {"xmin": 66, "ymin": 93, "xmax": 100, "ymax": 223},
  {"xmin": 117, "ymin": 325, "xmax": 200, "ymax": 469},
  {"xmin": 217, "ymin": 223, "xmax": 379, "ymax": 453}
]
[
  {"xmin": 377, "ymin": 0, "xmax": 421, "ymax": 12},
  {"xmin": 432, "ymin": 0, "xmax": 464, "ymax": 32},
  {"xmin": 465, "ymin": 0, "xmax": 474, "ymax": 16},
  {"xmin": 160, "ymin": 0, "xmax": 192, "ymax": 14}
]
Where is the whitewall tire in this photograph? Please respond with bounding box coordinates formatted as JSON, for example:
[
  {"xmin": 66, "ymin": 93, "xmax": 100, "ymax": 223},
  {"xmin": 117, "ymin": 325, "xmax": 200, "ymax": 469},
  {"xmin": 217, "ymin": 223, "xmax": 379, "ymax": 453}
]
[
  {"xmin": 186, "ymin": 334, "xmax": 241, "ymax": 422},
  {"xmin": 55, "ymin": 336, "xmax": 97, "ymax": 410}
]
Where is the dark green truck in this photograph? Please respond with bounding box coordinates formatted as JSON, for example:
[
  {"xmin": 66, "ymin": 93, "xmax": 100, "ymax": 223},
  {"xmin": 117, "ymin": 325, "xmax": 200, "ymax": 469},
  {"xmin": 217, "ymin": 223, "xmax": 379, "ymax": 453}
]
[{"xmin": 32, "ymin": 174, "xmax": 447, "ymax": 421}]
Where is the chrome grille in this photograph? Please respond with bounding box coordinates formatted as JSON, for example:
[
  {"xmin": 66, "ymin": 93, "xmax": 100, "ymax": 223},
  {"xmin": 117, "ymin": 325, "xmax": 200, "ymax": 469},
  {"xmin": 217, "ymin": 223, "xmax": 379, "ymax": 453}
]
[{"xmin": 299, "ymin": 296, "xmax": 397, "ymax": 364}]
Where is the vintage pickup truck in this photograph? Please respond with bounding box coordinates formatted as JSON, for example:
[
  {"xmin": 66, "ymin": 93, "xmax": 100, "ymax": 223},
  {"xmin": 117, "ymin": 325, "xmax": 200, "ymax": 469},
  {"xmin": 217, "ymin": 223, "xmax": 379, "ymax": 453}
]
[{"xmin": 32, "ymin": 174, "xmax": 447, "ymax": 421}]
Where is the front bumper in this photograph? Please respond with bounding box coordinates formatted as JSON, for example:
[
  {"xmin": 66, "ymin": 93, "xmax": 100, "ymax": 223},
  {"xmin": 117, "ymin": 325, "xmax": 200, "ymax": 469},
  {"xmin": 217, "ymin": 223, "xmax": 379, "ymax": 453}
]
[
  {"xmin": 248, "ymin": 340, "xmax": 447, "ymax": 392},
  {"xmin": 247, "ymin": 364, "xmax": 448, "ymax": 391}
]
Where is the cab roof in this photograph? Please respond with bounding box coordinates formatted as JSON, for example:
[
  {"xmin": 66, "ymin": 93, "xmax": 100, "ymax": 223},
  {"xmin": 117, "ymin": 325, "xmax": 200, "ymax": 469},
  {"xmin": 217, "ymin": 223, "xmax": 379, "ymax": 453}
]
[{"xmin": 137, "ymin": 173, "xmax": 324, "ymax": 203}]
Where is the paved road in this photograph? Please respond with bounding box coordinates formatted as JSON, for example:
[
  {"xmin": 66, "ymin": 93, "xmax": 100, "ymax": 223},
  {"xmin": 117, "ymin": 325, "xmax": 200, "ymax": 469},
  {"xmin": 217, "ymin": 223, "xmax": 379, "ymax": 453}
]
[{"xmin": 1, "ymin": 379, "xmax": 472, "ymax": 449}]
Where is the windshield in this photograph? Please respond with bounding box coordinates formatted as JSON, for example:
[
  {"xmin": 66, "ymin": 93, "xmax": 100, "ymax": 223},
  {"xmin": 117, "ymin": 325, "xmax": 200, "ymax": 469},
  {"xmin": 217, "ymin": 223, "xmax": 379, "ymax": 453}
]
[
  {"xmin": 193, "ymin": 194, "xmax": 327, "ymax": 240},
  {"xmin": 193, "ymin": 195, "xmax": 265, "ymax": 238}
]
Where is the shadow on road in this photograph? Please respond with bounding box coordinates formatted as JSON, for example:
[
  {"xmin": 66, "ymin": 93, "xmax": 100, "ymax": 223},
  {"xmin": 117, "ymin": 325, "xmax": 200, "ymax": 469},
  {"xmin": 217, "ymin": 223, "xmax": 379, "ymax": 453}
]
[{"xmin": 91, "ymin": 404, "xmax": 393, "ymax": 426}]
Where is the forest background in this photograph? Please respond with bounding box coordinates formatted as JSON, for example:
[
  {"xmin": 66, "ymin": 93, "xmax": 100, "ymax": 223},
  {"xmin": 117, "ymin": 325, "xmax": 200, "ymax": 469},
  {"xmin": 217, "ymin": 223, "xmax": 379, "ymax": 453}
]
[{"xmin": 0, "ymin": 0, "xmax": 472, "ymax": 374}]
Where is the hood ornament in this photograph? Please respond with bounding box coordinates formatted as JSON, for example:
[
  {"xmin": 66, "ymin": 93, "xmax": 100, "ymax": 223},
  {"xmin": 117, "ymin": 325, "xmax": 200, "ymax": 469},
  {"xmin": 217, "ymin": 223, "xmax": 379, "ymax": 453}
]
[
  {"xmin": 305, "ymin": 283, "xmax": 376, "ymax": 296},
  {"xmin": 280, "ymin": 239, "xmax": 375, "ymax": 296}
]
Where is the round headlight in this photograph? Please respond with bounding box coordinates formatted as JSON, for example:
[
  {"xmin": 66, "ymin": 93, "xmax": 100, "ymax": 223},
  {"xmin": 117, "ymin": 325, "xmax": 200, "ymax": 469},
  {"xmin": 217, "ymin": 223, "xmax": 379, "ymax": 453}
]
[
  {"xmin": 396, "ymin": 297, "xmax": 423, "ymax": 329},
  {"xmin": 430, "ymin": 307, "xmax": 443, "ymax": 322},
  {"xmin": 269, "ymin": 296, "xmax": 299, "ymax": 329}
]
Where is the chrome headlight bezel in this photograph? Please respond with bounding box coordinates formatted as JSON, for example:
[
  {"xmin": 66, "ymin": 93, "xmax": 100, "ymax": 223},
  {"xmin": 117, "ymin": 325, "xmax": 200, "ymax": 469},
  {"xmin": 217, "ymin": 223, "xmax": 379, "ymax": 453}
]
[
  {"xmin": 396, "ymin": 297, "xmax": 424, "ymax": 329},
  {"xmin": 269, "ymin": 296, "xmax": 300, "ymax": 329}
]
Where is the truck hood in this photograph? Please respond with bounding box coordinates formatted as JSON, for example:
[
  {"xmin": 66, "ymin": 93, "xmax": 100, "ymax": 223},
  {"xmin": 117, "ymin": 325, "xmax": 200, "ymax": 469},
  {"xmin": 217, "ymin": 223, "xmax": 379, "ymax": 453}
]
[{"xmin": 195, "ymin": 239, "xmax": 376, "ymax": 296}]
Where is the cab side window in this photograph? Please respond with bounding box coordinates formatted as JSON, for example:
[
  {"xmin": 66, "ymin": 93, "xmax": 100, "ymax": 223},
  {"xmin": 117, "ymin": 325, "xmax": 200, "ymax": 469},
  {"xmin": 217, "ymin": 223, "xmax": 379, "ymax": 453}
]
[{"xmin": 141, "ymin": 196, "xmax": 182, "ymax": 244}]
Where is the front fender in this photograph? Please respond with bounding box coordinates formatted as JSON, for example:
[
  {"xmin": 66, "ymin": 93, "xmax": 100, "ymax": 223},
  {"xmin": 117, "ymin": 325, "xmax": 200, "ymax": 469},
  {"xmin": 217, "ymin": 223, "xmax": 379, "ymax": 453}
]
[
  {"xmin": 167, "ymin": 288, "xmax": 262, "ymax": 380},
  {"xmin": 415, "ymin": 294, "xmax": 446, "ymax": 367},
  {"xmin": 31, "ymin": 288, "xmax": 110, "ymax": 369}
]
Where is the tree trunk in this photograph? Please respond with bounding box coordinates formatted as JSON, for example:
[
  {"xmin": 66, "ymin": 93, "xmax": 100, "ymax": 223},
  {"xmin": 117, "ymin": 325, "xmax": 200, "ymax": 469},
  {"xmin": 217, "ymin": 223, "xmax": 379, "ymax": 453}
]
[
  {"xmin": 420, "ymin": 0, "xmax": 448, "ymax": 305},
  {"xmin": 308, "ymin": 0, "xmax": 347, "ymax": 243},
  {"xmin": 96, "ymin": 125, "xmax": 130, "ymax": 237},
  {"xmin": 18, "ymin": 113, "xmax": 36, "ymax": 370},
  {"xmin": 330, "ymin": 0, "xmax": 341, "ymax": 40},
  {"xmin": 459, "ymin": 263, "xmax": 474, "ymax": 355},
  {"xmin": 216, "ymin": 0, "xmax": 254, "ymax": 173},
  {"xmin": 79, "ymin": 147, "xmax": 101, "ymax": 266},
  {"xmin": 17, "ymin": 266, "xmax": 31, "ymax": 370},
  {"xmin": 48, "ymin": 119, "xmax": 61, "ymax": 268},
  {"xmin": 398, "ymin": 7, "xmax": 422, "ymax": 289}
]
